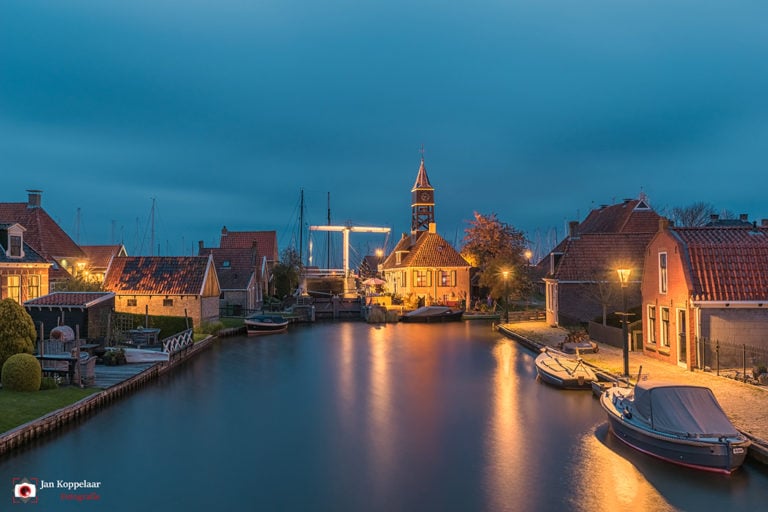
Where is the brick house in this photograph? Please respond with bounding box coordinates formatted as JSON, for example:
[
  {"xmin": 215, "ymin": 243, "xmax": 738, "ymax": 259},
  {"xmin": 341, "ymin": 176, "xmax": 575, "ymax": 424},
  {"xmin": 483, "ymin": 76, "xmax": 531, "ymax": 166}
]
[
  {"xmin": 0, "ymin": 222, "xmax": 51, "ymax": 303},
  {"xmin": 641, "ymin": 218, "xmax": 768, "ymax": 369},
  {"xmin": 80, "ymin": 244, "xmax": 128, "ymax": 284},
  {"xmin": 198, "ymin": 243, "xmax": 265, "ymax": 314},
  {"xmin": 103, "ymin": 255, "xmax": 221, "ymax": 327},
  {"xmin": 543, "ymin": 197, "xmax": 660, "ymax": 327},
  {"xmin": 381, "ymin": 156, "xmax": 471, "ymax": 307},
  {"xmin": 0, "ymin": 190, "xmax": 88, "ymax": 287}
]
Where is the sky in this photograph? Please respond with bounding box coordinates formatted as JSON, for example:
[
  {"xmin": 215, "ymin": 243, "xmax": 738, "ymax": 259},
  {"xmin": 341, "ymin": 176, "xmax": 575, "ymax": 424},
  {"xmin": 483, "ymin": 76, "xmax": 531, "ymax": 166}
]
[{"xmin": 2, "ymin": 1, "xmax": 768, "ymax": 264}]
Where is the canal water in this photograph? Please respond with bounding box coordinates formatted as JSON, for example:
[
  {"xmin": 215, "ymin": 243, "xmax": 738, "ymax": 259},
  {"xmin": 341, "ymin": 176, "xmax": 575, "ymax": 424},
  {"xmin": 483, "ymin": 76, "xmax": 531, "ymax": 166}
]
[{"xmin": 2, "ymin": 322, "xmax": 766, "ymax": 511}]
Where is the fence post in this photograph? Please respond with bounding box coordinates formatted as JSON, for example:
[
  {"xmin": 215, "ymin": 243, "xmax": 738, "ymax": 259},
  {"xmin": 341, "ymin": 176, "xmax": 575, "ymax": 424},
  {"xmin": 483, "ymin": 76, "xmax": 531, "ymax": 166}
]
[
  {"xmin": 716, "ymin": 339, "xmax": 719, "ymax": 376},
  {"xmin": 743, "ymin": 344, "xmax": 747, "ymax": 383}
]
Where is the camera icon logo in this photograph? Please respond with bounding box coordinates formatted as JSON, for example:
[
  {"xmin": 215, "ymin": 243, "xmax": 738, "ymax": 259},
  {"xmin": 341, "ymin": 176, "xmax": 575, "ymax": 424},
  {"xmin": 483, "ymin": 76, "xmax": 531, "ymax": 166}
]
[{"xmin": 12, "ymin": 477, "xmax": 39, "ymax": 504}]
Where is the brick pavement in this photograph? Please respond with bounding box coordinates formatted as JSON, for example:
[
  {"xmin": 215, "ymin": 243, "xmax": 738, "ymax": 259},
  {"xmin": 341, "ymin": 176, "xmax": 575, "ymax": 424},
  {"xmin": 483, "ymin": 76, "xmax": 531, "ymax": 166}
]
[{"xmin": 500, "ymin": 321, "xmax": 768, "ymax": 444}]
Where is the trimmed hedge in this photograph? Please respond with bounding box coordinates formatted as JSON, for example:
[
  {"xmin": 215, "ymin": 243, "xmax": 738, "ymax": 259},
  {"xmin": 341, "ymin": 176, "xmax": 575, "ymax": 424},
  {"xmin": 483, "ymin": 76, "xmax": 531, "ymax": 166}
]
[
  {"xmin": 2, "ymin": 353, "xmax": 42, "ymax": 392},
  {"xmin": 124, "ymin": 314, "xmax": 192, "ymax": 340}
]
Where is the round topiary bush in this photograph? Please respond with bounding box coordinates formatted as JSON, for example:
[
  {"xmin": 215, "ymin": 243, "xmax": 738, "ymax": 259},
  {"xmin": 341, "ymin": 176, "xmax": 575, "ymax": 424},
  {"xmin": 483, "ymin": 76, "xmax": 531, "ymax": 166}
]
[
  {"xmin": 1, "ymin": 353, "xmax": 42, "ymax": 392},
  {"xmin": 0, "ymin": 298, "xmax": 37, "ymax": 368}
]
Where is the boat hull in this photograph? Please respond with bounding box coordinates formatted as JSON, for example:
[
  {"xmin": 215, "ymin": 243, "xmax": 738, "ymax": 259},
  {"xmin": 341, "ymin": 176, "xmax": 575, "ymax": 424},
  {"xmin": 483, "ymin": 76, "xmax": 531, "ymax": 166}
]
[
  {"xmin": 600, "ymin": 389, "xmax": 750, "ymax": 474},
  {"xmin": 534, "ymin": 350, "xmax": 596, "ymax": 390},
  {"xmin": 401, "ymin": 307, "xmax": 464, "ymax": 323},
  {"xmin": 245, "ymin": 315, "xmax": 289, "ymax": 335}
]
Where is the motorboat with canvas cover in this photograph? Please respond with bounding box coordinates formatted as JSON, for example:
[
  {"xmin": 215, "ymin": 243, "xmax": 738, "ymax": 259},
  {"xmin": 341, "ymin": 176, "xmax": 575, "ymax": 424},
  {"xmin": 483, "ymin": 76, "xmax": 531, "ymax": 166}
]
[{"xmin": 601, "ymin": 381, "xmax": 750, "ymax": 474}]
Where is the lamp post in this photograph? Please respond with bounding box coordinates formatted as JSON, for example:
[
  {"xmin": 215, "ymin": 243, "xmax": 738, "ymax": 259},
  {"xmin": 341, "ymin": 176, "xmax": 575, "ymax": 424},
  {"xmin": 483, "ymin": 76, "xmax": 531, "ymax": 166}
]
[
  {"xmin": 617, "ymin": 268, "xmax": 632, "ymax": 377},
  {"xmin": 502, "ymin": 270, "xmax": 510, "ymax": 323}
]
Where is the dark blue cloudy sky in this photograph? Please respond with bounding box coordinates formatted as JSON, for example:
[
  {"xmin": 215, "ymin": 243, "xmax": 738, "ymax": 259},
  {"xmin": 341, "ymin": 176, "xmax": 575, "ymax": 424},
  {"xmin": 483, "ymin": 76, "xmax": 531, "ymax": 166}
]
[{"xmin": 2, "ymin": 1, "xmax": 767, "ymax": 262}]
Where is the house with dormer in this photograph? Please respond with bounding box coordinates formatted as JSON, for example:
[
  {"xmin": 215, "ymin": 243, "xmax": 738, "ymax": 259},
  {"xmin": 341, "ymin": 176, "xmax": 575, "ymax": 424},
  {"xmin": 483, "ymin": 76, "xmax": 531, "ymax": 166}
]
[
  {"xmin": 102, "ymin": 255, "xmax": 221, "ymax": 327},
  {"xmin": 381, "ymin": 156, "xmax": 471, "ymax": 307},
  {"xmin": 641, "ymin": 218, "xmax": 768, "ymax": 369},
  {"xmin": 543, "ymin": 197, "xmax": 661, "ymax": 327},
  {"xmin": 0, "ymin": 190, "xmax": 88, "ymax": 288},
  {"xmin": 0, "ymin": 223, "xmax": 51, "ymax": 303}
]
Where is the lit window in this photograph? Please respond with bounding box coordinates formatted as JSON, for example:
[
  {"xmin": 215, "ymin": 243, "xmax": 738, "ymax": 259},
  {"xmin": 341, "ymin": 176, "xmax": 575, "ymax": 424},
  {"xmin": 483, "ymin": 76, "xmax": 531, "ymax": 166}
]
[
  {"xmin": 7, "ymin": 275, "xmax": 21, "ymax": 303},
  {"xmin": 127, "ymin": 298, "xmax": 137, "ymax": 307},
  {"xmin": 414, "ymin": 270, "xmax": 429, "ymax": 287},
  {"xmin": 27, "ymin": 275, "xmax": 40, "ymax": 300},
  {"xmin": 660, "ymin": 307, "xmax": 670, "ymax": 348},
  {"xmin": 647, "ymin": 306, "xmax": 657, "ymax": 345},
  {"xmin": 659, "ymin": 252, "xmax": 668, "ymax": 294}
]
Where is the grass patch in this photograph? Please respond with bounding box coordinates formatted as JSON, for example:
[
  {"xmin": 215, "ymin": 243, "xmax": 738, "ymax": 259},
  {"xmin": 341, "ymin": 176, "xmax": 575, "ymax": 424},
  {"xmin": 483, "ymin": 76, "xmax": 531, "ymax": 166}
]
[
  {"xmin": 0, "ymin": 387, "xmax": 97, "ymax": 434},
  {"xmin": 220, "ymin": 317, "xmax": 245, "ymax": 328}
]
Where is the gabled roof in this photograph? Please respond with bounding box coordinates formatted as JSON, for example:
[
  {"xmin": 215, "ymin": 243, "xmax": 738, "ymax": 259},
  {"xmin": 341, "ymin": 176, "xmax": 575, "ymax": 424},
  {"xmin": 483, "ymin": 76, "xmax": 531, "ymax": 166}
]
[
  {"xmin": 218, "ymin": 227, "xmax": 278, "ymax": 262},
  {"xmin": 670, "ymin": 227, "xmax": 768, "ymax": 301},
  {"xmin": 198, "ymin": 246, "xmax": 258, "ymax": 290},
  {"xmin": 382, "ymin": 232, "xmax": 469, "ymax": 269},
  {"xmin": 80, "ymin": 244, "xmax": 127, "ymax": 271},
  {"xmin": 0, "ymin": 196, "xmax": 86, "ymax": 261},
  {"xmin": 103, "ymin": 256, "xmax": 214, "ymax": 295},
  {"xmin": 576, "ymin": 198, "xmax": 660, "ymax": 235},
  {"xmin": 411, "ymin": 158, "xmax": 433, "ymax": 190},
  {"xmin": 25, "ymin": 292, "xmax": 115, "ymax": 309},
  {"xmin": 551, "ymin": 233, "xmax": 654, "ymax": 282},
  {"xmin": 0, "ymin": 241, "xmax": 49, "ymax": 265}
]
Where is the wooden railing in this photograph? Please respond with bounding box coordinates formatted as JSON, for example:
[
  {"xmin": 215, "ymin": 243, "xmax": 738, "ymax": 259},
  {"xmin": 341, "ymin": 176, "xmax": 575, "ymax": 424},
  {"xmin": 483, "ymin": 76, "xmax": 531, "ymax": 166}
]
[{"xmin": 162, "ymin": 328, "xmax": 194, "ymax": 354}]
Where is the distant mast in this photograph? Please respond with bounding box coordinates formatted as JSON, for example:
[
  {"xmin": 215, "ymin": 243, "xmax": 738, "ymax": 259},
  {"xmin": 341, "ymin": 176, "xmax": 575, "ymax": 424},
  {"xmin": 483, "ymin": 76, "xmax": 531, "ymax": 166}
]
[
  {"xmin": 327, "ymin": 192, "xmax": 331, "ymax": 269},
  {"xmin": 150, "ymin": 197, "xmax": 156, "ymax": 256},
  {"xmin": 299, "ymin": 188, "xmax": 304, "ymax": 265}
]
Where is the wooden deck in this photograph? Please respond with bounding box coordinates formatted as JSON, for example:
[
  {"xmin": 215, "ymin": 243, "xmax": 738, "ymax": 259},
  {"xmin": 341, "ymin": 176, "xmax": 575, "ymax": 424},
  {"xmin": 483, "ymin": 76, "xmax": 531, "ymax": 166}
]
[{"xmin": 93, "ymin": 362, "xmax": 158, "ymax": 389}]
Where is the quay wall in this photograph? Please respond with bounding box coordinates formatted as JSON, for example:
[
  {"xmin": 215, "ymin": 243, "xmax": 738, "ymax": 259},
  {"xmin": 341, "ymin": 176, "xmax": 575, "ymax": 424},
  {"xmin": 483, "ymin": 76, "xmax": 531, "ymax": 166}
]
[{"xmin": 0, "ymin": 335, "xmax": 217, "ymax": 457}]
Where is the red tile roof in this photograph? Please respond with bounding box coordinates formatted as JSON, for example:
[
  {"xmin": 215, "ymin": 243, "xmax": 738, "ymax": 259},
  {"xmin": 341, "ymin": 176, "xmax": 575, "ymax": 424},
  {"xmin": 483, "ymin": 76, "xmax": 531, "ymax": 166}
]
[
  {"xmin": 103, "ymin": 256, "xmax": 214, "ymax": 295},
  {"xmin": 552, "ymin": 233, "xmax": 654, "ymax": 282},
  {"xmin": 80, "ymin": 245, "xmax": 126, "ymax": 271},
  {"xmin": 25, "ymin": 292, "xmax": 115, "ymax": 308},
  {"xmin": 382, "ymin": 232, "xmax": 469, "ymax": 269},
  {"xmin": 672, "ymin": 227, "xmax": 768, "ymax": 301},
  {"xmin": 0, "ymin": 201, "xmax": 86, "ymax": 261},
  {"xmin": 218, "ymin": 228, "xmax": 278, "ymax": 262},
  {"xmin": 198, "ymin": 246, "xmax": 258, "ymax": 289},
  {"xmin": 577, "ymin": 199, "xmax": 660, "ymax": 234}
]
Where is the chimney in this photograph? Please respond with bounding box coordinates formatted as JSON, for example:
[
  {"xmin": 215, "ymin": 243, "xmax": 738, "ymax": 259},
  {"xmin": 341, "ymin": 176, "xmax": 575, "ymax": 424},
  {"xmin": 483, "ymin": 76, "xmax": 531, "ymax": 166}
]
[
  {"xmin": 762, "ymin": 219, "xmax": 768, "ymax": 227},
  {"xmin": 26, "ymin": 189, "xmax": 42, "ymax": 208},
  {"xmin": 568, "ymin": 221, "xmax": 579, "ymax": 238},
  {"xmin": 659, "ymin": 218, "xmax": 669, "ymax": 232},
  {"xmin": 198, "ymin": 240, "xmax": 204, "ymax": 252},
  {"xmin": 221, "ymin": 226, "xmax": 228, "ymax": 236},
  {"xmin": 739, "ymin": 213, "xmax": 748, "ymax": 222}
]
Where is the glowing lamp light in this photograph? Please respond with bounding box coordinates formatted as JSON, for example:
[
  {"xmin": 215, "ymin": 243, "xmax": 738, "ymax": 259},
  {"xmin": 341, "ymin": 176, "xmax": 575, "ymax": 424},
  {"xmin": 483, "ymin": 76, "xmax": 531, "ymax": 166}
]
[{"xmin": 617, "ymin": 268, "xmax": 631, "ymax": 287}]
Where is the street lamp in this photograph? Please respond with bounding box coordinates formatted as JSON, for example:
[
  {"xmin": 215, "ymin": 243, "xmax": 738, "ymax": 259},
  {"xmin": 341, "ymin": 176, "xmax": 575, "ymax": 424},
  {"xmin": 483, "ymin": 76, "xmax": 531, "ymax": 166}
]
[
  {"xmin": 502, "ymin": 270, "xmax": 510, "ymax": 323},
  {"xmin": 617, "ymin": 268, "xmax": 632, "ymax": 377}
]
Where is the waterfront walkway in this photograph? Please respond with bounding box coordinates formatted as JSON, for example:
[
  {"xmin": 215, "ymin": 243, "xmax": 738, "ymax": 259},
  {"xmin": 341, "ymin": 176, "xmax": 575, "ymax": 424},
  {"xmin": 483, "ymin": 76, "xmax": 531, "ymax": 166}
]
[{"xmin": 498, "ymin": 321, "xmax": 768, "ymax": 445}]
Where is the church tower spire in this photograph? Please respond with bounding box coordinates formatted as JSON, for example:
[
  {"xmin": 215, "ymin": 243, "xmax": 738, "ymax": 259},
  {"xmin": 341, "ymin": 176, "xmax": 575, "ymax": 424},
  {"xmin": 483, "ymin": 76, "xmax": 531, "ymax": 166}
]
[{"xmin": 411, "ymin": 147, "xmax": 435, "ymax": 233}]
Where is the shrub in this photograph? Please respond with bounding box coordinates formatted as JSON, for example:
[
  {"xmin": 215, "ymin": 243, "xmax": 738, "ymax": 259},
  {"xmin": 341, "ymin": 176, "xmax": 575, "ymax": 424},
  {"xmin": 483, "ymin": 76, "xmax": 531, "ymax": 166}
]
[
  {"xmin": 40, "ymin": 376, "xmax": 59, "ymax": 390},
  {"xmin": 1, "ymin": 353, "xmax": 42, "ymax": 392},
  {"xmin": 195, "ymin": 321, "xmax": 224, "ymax": 335},
  {"xmin": 0, "ymin": 298, "xmax": 37, "ymax": 368}
]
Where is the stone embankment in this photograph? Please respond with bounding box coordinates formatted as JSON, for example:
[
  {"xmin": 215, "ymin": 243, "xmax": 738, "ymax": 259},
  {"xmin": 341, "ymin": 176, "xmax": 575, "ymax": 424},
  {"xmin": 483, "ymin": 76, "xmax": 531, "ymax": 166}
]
[{"xmin": 497, "ymin": 321, "xmax": 768, "ymax": 465}]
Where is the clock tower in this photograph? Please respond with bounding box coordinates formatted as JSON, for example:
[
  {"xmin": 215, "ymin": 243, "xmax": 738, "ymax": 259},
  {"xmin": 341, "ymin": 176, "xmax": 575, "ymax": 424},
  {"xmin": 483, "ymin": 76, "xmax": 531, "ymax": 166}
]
[{"xmin": 411, "ymin": 155, "xmax": 435, "ymax": 233}]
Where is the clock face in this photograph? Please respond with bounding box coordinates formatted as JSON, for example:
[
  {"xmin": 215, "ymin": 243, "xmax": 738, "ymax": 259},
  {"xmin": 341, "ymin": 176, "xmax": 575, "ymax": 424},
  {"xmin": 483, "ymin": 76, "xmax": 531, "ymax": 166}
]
[{"xmin": 420, "ymin": 191, "xmax": 431, "ymax": 201}]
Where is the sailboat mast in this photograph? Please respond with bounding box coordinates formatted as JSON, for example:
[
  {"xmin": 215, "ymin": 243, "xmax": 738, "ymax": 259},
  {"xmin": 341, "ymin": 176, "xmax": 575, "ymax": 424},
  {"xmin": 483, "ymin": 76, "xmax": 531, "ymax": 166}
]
[
  {"xmin": 150, "ymin": 197, "xmax": 156, "ymax": 256},
  {"xmin": 299, "ymin": 188, "xmax": 304, "ymax": 265},
  {"xmin": 327, "ymin": 192, "xmax": 331, "ymax": 269}
]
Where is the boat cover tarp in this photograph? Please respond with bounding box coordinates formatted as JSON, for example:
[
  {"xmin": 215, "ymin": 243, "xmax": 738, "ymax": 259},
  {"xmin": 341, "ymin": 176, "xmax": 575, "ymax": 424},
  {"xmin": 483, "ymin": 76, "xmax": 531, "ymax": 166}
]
[{"xmin": 633, "ymin": 382, "xmax": 739, "ymax": 437}]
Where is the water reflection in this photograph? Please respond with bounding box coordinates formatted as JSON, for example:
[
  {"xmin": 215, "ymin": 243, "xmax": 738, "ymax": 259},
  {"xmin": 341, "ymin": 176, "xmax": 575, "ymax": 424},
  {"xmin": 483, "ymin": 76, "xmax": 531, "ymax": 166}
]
[{"xmin": 485, "ymin": 340, "xmax": 527, "ymax": 511}]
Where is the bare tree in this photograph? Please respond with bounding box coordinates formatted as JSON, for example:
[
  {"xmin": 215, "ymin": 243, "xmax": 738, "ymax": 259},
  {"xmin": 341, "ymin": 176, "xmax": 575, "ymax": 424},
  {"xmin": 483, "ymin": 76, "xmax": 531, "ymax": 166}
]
[{"xmin": 670, "ymin": 202, "xmax": 717, "ymax": 227}]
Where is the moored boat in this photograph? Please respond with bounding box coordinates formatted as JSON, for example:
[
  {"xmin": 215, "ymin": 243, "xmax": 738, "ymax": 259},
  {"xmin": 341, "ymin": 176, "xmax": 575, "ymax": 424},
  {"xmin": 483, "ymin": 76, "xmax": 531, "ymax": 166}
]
[
  {"xmin": 245, "ymin": 314, "xmax": 289, "ymax": 335},
  {"xmin": 401, "ymin": 306, "xmax": 464, "ymax": 323},
  {"xmin": 600, "ymin": 381, "xmax": 750, "ymax": 474},
  {"xmin": 534, "ymin": 347, "xmax": 597, "ymax": 390}
]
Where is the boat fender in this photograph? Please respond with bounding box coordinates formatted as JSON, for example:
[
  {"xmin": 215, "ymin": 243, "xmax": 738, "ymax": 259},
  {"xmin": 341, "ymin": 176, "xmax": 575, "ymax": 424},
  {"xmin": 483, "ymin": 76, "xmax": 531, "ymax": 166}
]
[{"xmin": 622, "ymin": 408, "xmax": 632, "ymax": 419}]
